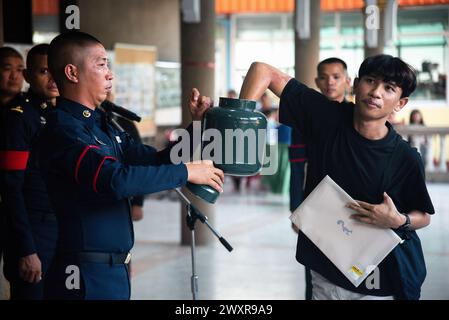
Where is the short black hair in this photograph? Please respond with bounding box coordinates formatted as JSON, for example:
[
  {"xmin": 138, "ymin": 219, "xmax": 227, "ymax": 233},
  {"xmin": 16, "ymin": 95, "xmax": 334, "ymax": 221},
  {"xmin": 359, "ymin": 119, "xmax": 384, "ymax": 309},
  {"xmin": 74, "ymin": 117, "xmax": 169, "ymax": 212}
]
[
  {"xmin": 0, "ymin": 46, "xmax": 23, "ymax": 64},
  {"xmin": 409, "ymin": 109, "xmax": 424, "ymax": 125},
  {"xmin": 26, "ymin": 43, "xmax": 50, "ymax": 70},
  {"xmin": 48, "ymin": 31, "xmax": 101, "ymax": 87},
  {"xmin": 317, "ymin": 57, "xmax": 347, "ymax": 74},
  {"xmin": 358, "ymin": 54, "xmax": 417, "ymax": 98}
]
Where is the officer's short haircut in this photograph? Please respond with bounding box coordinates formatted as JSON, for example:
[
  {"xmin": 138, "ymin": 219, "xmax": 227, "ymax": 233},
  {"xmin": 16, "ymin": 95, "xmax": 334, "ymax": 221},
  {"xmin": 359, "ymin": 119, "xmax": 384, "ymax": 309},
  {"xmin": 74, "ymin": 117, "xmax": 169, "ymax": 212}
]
[
  {"xmin": 26, "ymin": 43, "xmax": 50, "ymax": 70},
  {"xmin": 0, "ymin": 46, "xmax": 24, "ymax": 65},
  {"xmin": 48, "ymin": 31, "xmax": 102, "ymax": 87},
  {"xmin": 317, "ymin": 57, "xmax": 348, "ymax": 75},
  {"xmin": 358, "ymin": 54, "xmax": 417, "ymax": 98}
]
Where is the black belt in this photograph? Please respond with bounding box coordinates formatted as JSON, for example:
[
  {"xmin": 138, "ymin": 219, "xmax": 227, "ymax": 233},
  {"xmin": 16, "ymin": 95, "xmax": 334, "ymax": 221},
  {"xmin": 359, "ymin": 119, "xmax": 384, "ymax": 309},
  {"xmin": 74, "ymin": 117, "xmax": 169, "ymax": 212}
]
[{"xmin": 58, "ymin": 252, "xmax": 131, "ymax": 265}]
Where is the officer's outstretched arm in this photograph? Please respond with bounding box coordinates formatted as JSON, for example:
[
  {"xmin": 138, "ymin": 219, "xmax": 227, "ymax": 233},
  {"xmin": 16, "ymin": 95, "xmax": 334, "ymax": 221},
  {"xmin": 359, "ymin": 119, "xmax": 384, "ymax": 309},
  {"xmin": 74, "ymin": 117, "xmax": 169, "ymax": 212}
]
[
  {"xmin": 119, "ymin": 124, "xmax": 196, "ymax": 167},
  {"xmin": 40, "ymin": 128, "xmax": 223, "ymax": 200}
]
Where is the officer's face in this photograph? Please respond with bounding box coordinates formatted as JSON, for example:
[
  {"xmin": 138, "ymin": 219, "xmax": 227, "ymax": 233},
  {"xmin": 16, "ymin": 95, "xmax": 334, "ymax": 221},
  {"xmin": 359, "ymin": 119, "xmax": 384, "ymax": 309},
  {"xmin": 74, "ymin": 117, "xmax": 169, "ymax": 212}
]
[
  {"xmin": 315, "ymin": 63, "xmax": 350, "ymax": 103},
  {"xmin": 25, "ymin": 54, "xmax": 59, "ymax": 99},
  {"xmin": 0, "ymin": 56, "xmax": 24, "ymax": 96},
  {"xmin": 79, "ymin": 44, "xmax": 113, "ymax": 108}
]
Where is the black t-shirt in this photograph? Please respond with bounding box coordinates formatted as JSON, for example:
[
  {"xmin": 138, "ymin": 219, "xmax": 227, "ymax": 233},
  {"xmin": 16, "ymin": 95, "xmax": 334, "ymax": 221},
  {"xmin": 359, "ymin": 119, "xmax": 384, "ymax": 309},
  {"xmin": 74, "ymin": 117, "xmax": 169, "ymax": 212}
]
[{"xmin": 279, "ymin": 79, "xmax": 435, "ymax": 296}]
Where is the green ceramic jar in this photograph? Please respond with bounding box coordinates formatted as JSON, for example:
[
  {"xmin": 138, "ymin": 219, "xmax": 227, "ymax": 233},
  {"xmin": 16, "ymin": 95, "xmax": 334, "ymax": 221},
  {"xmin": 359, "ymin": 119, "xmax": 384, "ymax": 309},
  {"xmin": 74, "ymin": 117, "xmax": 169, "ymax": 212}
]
[{"xmin": 186, "ymin": 97, "xmax": 267, "ymax": 203}]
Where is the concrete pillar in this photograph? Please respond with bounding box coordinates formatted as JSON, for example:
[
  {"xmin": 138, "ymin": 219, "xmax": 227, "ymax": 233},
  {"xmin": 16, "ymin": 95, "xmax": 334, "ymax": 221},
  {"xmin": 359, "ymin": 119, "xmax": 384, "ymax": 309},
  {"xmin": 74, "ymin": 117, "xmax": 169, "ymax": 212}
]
[
  {"xmin": 294, "ymin": 0, "xmax": 321, "ymax": 87},
  {"xmin": 364, "ymin": 0, "xmax": 386, "ymax": 58},
  {"xmin": 180, "ymin": 0, "xmax": 216, "ymax": 246}
]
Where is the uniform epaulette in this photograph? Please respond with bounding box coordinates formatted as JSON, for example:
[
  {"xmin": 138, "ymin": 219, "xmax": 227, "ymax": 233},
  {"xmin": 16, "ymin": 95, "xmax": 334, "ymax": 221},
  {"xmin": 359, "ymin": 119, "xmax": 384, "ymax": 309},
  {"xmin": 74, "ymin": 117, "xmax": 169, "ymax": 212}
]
[{"xmin": 10, "ymin": 106, "xmax": 24, "ymax": 113}]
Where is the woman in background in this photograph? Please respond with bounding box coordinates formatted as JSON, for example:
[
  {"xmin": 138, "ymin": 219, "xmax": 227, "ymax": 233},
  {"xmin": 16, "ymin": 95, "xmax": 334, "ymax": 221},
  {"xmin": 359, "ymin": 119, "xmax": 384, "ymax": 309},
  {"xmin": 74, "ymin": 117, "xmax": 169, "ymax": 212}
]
[{"xmin": 408, "ymin": 109, "xmax": 428, "ymax": 167}]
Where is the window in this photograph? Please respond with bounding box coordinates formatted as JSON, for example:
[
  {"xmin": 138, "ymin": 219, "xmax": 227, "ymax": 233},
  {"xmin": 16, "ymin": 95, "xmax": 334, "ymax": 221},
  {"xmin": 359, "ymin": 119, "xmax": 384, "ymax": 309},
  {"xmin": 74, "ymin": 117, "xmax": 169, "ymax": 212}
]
[
  {"xmin": 396, "ymin": 7, "xmax": 448, "ymax": 102},
  {"xmin": 320, "ymin": 7, "xmax": 449, "ymax": 102},
  {"xmin": 220, "ymin": 5, "xmax": 449, "ymax": 103}
]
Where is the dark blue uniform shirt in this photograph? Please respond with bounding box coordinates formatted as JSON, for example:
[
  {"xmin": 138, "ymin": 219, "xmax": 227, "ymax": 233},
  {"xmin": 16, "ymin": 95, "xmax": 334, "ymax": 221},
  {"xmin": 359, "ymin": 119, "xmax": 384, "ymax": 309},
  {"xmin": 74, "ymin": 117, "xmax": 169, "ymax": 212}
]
[
  {"xmin": 0, "ymin": 91, "xmax": 55, "ymax": 257},
  {"xmin": 38, "ymin": 97, "xmax": 188, "ymax": 255}
]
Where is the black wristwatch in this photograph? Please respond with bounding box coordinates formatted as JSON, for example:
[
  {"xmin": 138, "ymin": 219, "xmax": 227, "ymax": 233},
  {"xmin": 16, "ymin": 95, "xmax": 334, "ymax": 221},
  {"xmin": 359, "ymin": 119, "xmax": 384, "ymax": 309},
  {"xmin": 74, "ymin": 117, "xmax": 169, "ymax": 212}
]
[{"xmin": 397, "ymin": 213, "xmax": 411, "ymax": 232}]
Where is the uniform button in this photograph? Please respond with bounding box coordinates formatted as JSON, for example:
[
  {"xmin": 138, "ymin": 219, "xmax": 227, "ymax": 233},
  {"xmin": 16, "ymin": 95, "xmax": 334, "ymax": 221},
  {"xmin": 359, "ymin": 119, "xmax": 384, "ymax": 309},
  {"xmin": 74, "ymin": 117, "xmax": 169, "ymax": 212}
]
[
  {"xmin": 83, "ymin": 110, "xmax": 91, "ymax": 118},
  {"xmin": 40, "ymin": 102, "xmax": 48, "ymax": 109}
]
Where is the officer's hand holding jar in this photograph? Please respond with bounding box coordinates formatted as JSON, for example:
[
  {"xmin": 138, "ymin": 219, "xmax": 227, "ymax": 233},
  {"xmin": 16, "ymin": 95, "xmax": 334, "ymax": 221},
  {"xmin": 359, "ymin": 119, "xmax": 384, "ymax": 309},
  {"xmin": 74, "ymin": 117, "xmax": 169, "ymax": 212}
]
[{"xmin": 185, "ymin": 88, "xmax": 224, "ymax": 193}]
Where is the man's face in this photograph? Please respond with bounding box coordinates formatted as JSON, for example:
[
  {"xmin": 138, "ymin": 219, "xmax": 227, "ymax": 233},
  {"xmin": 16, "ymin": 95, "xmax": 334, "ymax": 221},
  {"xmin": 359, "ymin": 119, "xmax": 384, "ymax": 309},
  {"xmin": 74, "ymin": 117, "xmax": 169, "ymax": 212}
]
[
  {"xmin": 25, "ymin": 54, "xmax": 59, "ymax": 99},
  {"xmin": 0, "ymin": 56, "xmax": 24, "ymax": 96},
  {"xmin": 315, "ymin": 63, "xmax": 350, "ymax": 102},
  {"xmin": 79, "ymin": 44, "xmax": 113, "ymax": 107},
  {"xmin": 354, "ymin": 75, "xmax": 408, "ymax": 121}
]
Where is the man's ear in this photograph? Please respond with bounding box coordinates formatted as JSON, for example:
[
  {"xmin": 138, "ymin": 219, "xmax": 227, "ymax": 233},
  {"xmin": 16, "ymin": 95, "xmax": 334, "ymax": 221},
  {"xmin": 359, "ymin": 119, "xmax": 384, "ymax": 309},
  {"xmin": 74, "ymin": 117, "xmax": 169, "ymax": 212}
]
[
  {"xmin": 345, "ymin": 76, "xmax": 351, "ymax": 87},
  {"xmin": 314, "ymin": 77, "xmax": 319, "ymax": 88},
  {"xmin": 352, "ymin": 77, "xmax": 359, "ymax": 95},
  {"xmin": 394, "ymin": 97, "xmax": 408, "ymax": 112},
  {"xmin": 345, "ymin": 76, "xmax": 352, "ymax": 93},
  {"xmin": 64, "ymin": 64, "xmax": 79, "ymax": 83}
]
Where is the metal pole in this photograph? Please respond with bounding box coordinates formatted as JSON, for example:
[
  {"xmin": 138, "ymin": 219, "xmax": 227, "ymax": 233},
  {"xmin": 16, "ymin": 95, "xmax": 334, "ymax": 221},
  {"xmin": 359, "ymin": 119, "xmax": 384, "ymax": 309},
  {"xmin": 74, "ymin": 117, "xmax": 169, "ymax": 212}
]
[
  {"xmin": 190, "ymin": 220, "xmax": 199, "ymax": 300},
  {"xmin": 174, "ymin": 188, "xmax": 233, "ymax": 300}
]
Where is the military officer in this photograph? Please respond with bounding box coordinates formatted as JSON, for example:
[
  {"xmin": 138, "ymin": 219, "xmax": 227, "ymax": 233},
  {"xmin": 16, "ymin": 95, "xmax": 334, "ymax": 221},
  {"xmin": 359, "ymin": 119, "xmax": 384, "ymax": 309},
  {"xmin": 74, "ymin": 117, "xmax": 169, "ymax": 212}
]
[
  {"xmin": 0, "ymin": 44, "xmax": 59, "ymax": 299},
  {"xmin": 38, "ymin": 31, "xmax": 223, "ymax": 300},
  {"xmin": 0, "ymin": 46, "xmax": 25, "ymax": 298},
  {"xmin": 0, "ymin": 47, "xmax": 24, "ymax": 110}
]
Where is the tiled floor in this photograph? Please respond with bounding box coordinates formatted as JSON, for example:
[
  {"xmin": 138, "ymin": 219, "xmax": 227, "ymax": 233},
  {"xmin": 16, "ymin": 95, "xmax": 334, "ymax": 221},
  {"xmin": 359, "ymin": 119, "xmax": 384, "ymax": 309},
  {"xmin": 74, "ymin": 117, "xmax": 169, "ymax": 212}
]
[{"xmin": 130, "ymin": 181, "xmax": 449, "ymax": 300}]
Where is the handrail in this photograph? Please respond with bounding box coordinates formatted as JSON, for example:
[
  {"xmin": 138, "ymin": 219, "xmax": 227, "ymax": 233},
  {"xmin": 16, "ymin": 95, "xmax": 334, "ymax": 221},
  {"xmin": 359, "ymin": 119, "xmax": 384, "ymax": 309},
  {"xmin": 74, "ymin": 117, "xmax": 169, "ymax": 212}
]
[
  {"xmin": 395, "ymin": 125, "xmax": 449, "ymax": 136},
  {"xmin": 394, "ymin": 124, "xmax": 449, "ymax": 182}
]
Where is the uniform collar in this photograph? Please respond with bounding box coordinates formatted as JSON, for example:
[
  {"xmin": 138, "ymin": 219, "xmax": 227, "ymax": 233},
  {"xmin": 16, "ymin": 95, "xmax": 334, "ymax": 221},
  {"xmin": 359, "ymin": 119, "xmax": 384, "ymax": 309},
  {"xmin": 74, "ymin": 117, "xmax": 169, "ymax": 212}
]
[
  {"xmin": 3, "ymin": 92, "xmax": 27, "ymax": 108},
  {"xmin": 57, "ymin": 97, "xmax": 101, "ymax": 128},
  {"xmin": 26, "ymin": 90, "xmax": 54, "ymax": 113}
]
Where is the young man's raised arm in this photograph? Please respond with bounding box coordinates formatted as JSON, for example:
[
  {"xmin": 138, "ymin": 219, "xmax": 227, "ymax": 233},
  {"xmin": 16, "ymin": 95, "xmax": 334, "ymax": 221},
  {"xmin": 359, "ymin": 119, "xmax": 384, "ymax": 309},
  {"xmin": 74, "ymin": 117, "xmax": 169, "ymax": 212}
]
[{"xmin": 239, "ymin": 62, "xmax": 292, "ymax": 100}]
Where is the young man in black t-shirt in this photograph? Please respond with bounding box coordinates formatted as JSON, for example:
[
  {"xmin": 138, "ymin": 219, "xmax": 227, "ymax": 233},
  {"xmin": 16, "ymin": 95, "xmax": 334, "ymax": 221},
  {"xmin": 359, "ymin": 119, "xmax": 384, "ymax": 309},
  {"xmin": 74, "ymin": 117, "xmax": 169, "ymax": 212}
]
[{"xmin": 235, "ymin": 55, "xmax": 434, "ymax": 300}]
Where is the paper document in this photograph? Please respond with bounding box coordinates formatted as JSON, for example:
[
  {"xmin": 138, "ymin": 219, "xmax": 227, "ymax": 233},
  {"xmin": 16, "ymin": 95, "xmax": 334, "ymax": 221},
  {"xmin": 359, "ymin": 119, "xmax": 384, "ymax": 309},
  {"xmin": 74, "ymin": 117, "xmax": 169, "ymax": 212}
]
[{"xmin": 289, "ymin": 175, "xmax": 401, "ymax": 287}]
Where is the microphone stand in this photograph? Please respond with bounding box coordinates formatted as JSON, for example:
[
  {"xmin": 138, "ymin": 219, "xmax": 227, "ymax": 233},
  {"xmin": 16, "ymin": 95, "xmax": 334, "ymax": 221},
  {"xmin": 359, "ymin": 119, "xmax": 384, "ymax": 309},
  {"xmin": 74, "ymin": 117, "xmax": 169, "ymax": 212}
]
[
  {"xmin": 100, "ymin": 104, "xmax": 234, "ymax": 299},
  {"xmin": 174, "ymin": 188, "xmax": 233, "ymax": 300}
]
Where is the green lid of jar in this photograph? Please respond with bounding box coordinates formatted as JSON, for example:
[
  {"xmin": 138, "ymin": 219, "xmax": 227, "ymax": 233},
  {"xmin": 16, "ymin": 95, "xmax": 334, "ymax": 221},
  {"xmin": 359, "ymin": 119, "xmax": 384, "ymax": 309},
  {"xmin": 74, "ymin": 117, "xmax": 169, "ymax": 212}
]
[{"xmin": 219, "ymin": 97, "xmax": 256, "ymax": 111}]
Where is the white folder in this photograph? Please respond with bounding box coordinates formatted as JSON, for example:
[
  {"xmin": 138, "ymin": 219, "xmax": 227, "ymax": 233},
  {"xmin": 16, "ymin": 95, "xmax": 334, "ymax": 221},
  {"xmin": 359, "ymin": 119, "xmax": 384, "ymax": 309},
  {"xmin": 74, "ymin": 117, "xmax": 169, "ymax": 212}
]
[{"xmin": 289, "ymin": 175, "xmax": 402, "ymax": 287}]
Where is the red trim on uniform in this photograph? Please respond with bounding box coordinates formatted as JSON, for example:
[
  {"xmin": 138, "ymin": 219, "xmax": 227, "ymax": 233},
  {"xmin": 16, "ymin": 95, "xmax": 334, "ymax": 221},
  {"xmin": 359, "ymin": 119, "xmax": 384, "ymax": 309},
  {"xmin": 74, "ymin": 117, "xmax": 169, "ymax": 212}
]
[
  {"xmin": 93, "ymin": 156, "xmax": 117, "ymax": 193},
  {"xmin": 0, "ymin": 151, "xmax": 30, "ymax": 170},
  {"xmin": 74, "ymin": 145, "xmax": 100, "ymax": 183},
  {"xmin": 289, "ymin": 144, "xmax": 306, "ymax": 149},
  {"xmin": 290, "ymin": 158, "xmax": 307, "ymax": 163}
]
